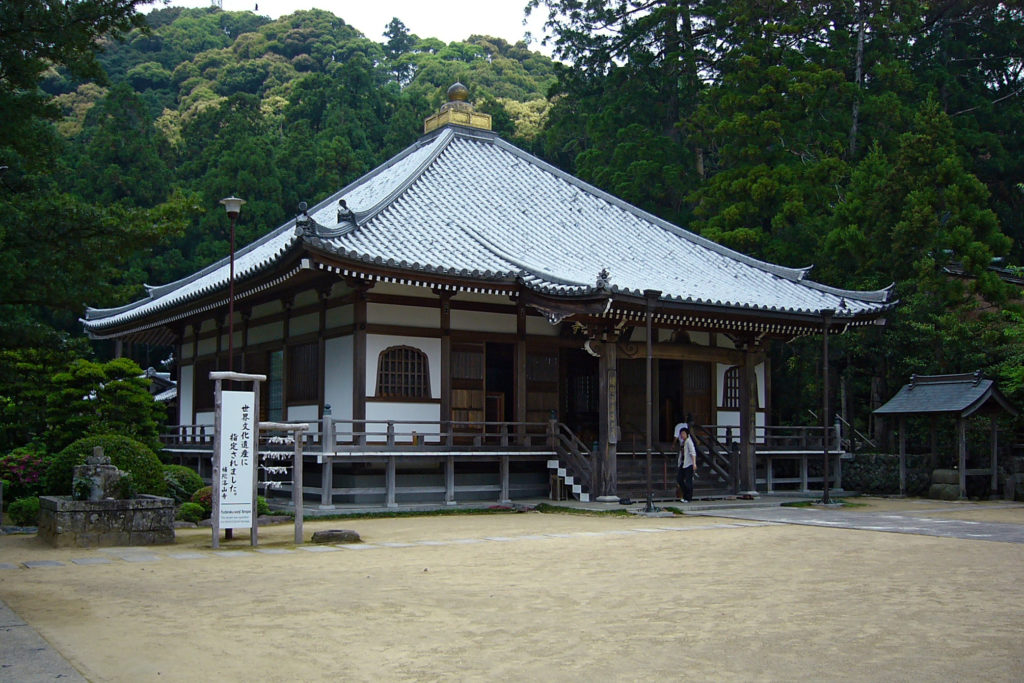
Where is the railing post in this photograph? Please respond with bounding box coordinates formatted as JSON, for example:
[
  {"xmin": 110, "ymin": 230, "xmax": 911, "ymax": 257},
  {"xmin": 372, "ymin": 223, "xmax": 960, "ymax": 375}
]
[
  {"xmin": 834, "ymin": 415, "xmax": 843, "ymax": 452},
  {"xmin": 500, "ymin": 423, "xmax": 509, "ymax": 447},
  {"xmin": 294, "ymin": 428, "xmax": 304, "ymax": 544},
  {"xmin": 387, "ymin": 421, "xmax": 395, "ymax": 447},
  {"xmin": 445, "ymin": 455, "xmax": 456, "ymax": 506},
  {"xmin": 730, "ymin": 441, "xmax": 741, "ymax": 494},
  {"xmin": 499, "ymin": 456, "xmax": 511, "ymax": 504},
  {"xmin": 386, "ymin": 456, "xmax": 397, "ymax": 508},
  {"xmin": 548, "ymin": 419, "xmax": 558, "ymax": 449},
  {"xmin": 323, "ymin": 405, "xmax": 335, "ymax": 451},
  {"xmin": 320, "ymin": 405, "xmax": 334, "ymax": 510}
]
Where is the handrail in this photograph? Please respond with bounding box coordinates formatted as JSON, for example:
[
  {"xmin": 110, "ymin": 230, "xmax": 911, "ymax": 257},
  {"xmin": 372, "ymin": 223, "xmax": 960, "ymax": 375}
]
[{"xmin": 835, "ymin": 414, "xmax": 876, "ymax": 451}]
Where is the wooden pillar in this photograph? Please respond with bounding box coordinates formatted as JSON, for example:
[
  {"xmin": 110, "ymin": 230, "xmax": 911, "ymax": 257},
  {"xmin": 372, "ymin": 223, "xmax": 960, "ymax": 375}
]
[
  {"xmin": 317, "ymin": 286, "xmax": 331, "ymax": 412},
  {"xmin": 515, "ymin": 301, "xmax": 527, "ymax": 445},
  {"xmin": 240, "ymin": 309, "xmax": 251, "ymax": 372},
  {"xmin": 929, "ymin": 415, "xmax": 938, "ymax": 470},
  {"xmin": 991, "ymin": 419, "xmax": 999, "ymax": 496},
  {"xmin": 597, "ymin": 334, "xmax": 619, "ymax": 499},
  {"xmin": 353, "ymin": 284, "xmax": 368, "ymax": 431},
  {"xmin": 899, "ymin": 416, "xmax": 907, "ymax": 496},
  {"xmin": 957, "ymin": 417, "xmax": 967, "ymax": 499},
  {"xmin": 439, "ymin": 291, "xmax": 451, "ymax": 441},
  {"xmin": 738, "ymin": 344, "xmax": 757, "ymax": 494}
]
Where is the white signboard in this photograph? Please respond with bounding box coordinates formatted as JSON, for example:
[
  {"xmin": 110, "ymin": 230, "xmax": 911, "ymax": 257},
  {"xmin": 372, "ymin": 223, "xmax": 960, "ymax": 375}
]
[{"xmin": 218, "ymin": 390, "xmax": 256, "ymax": 528}]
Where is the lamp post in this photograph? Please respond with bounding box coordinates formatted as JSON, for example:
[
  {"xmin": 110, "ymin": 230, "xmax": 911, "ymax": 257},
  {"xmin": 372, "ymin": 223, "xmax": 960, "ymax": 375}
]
[
  {"xmin": 643, "ymin": 289, "xmax": 661, "ymax": 513},
  {"xmin": 219, "ymin": 196, "xmax": 245, "ymax": 373},
  {"xmin": 821, "ymin": 308, "xmax": 835, "ymax": 505}
]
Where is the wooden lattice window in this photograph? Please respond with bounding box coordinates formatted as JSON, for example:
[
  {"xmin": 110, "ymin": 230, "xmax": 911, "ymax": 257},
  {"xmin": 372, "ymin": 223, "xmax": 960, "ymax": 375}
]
[
  {"xmin": 723, "ymin": 366, "xmax": 741, "ymax": 409},
  {"xmin": 287, "ymin": 342, "xmax": 318, "ymax": 403},
  {"xmin": 376, "ymin": 346, "xmax": 431, "ymax": 399}
]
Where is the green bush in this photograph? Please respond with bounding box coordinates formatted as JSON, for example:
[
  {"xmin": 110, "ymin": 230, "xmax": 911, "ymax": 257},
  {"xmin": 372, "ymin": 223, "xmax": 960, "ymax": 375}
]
[
  {"xmin": 0, "ymin": 442, "xmax": 49, "ymax": 500},
  {"xmin": 190, "ymin": 485, "xmax": 213, "ymax": 516},
  {"xmin": 177, "ymin": 501, "xmax": 205, "ymax": 523},
  {"xmin": 257, "ymin": 495, "xmax": 271, "ymax": 516},
  {"xmin": 42, "ymin": 435, "xmax": 167, "ymax": 497},
  {"xmin": 8, "ymin": 496, "xmax": 40, "ymax": 526},
  {"xmin": 163, "ymin": 464, "xmax": 205, "ymax": 504}
]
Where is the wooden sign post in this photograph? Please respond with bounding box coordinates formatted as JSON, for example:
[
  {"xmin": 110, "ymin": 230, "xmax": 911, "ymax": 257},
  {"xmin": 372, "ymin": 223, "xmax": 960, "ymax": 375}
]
[{"xmin": 211, "ymin": 371, "xmax": 266, "ymax": 549}]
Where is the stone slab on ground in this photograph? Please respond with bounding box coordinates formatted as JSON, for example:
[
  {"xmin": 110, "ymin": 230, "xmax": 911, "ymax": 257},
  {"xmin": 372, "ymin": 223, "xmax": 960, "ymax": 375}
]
[{"xmin": 0, "ymin": 599, "xmax": 86, "ymax": 682}]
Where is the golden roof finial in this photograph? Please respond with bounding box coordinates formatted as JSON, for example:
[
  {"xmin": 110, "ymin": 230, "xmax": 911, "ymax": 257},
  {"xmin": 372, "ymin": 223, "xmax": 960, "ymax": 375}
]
[{"xmin": 424, "ymin": 83, "xmax": 492, "ymax": 134}]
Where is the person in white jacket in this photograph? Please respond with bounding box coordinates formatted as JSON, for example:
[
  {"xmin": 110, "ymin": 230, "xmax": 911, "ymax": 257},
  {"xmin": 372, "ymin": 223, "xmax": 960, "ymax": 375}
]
[{"xmin": 676, "ymin": 423, "xmax": 696, "ymax": 503}]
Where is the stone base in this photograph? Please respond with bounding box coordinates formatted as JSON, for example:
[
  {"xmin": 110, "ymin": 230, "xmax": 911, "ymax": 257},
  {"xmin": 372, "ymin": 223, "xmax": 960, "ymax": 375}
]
[{"xmin": 38, "ymin": 495, "xmax": 175, "ymax": 548}]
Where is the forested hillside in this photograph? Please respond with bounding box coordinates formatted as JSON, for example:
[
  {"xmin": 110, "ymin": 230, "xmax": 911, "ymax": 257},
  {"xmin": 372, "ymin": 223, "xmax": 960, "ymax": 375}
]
[
  {"xmin": 43, "ymin": 7, "xmax": 557, "ymax": 290},
  {"xmin": 1, "ymin": 0, "xmax": 1022, "ymax": 456}
]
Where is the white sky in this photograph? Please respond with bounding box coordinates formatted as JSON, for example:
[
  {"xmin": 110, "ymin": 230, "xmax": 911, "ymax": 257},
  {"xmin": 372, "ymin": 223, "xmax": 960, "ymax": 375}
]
[{"xmin": 143, "ymin": 0, "xmax": 552, "ymax": 51}]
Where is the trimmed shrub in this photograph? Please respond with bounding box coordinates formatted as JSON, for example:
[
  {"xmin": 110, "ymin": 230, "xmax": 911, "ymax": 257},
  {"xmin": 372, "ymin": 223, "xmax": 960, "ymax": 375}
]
[
  {"xmin": 177, "ymin": 502, "xmax": 205, "ymax": 524},
  {"xmin": 187, "ymin": 487, "xmax": 269, "ymax": 517},
  {"xmin": 42, "ymin": 435, "xmax": 167, "ymax": 497},
  {"xmin": 8, "ymin": 496, "xmax": 40, "ymax": 526},
  {"xmin": 190, "ymin": 486, "xmax": 213, "ymax": 517},
  {"xmin": 163, "ymin": 464, "xmax": 205, "ymax": 504},
  {"xmin": 0, "ymin": 442, "xmax": 49, "ymax": 500}
]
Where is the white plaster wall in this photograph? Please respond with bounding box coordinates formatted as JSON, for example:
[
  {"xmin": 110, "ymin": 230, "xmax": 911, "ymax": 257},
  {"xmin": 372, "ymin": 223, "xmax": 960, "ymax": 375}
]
[
  {"xmin": 451, "ymin": 309, "xmax": 515, "ymax": 333},
  {"xmin": 714, "ymin": 411, "xmax": 767, "ymax": 444},
  {"xmin": 286, "ymin": 404, "xmax": 320, "ymax": 436},
  {"xmin": 293, "ymin": 289, "xmax": 318, "ymax": 308},
  {"xmin": 324, "ymin": 336, "xmax": 353, "ymax": 421},
  {"xmin": 689, "ymin": 331, "xmax": 710, "ymax": 346},
  {"xmin": 366, "ymin": 334, "xmax": 441, "ymax": 399},
  {"xmin": 525, "ymin": 315, "xmax": 560, "ymax": 337},
  {"xmin": 454, "ymin": 292, "xmax": 510, "ymax": 304},
  {"xmin": 326, "ymin": 304, "xmax": 353, "ymax": 329},
  {"xmin": 179, "ymin": 364, "xmax": 194, "ymax": 425},
  {"xmin": 368, "ymin": 302, "xmax": 438, "ymax": 328},
  {"xmin": 290, "ymin": 312, "xmax": 318, "ymax": 336},
  {"xmin": 251, "ymin": 300, "xmax": 282, "ymax": 319},
  {"xmin": 365, "ymin": 402, "xmax": 442, "ymax": 443},
  {"xmin": 196, "ymin": 410, "xmax": 215, "ymax": 428},
  {"xmin": 197, "ymin": 337, "xmax": 217, "ymax": 356},
  {"xmin": 248, "ymin": 321, "xmax": 284, "ymax": 345},
  {"xmin": 715, "ymin": 362, "xmax": 766, "ymax": 407},
  {"xmin": 372, "ymin": 283, "xmax": 435, "ymax": 298}
]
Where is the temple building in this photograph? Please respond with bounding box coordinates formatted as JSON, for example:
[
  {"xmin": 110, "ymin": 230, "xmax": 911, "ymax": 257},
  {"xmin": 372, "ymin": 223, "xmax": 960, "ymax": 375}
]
[{"xmin": 83, "ymin": 84, "xmax": 894, "ymax": 506}]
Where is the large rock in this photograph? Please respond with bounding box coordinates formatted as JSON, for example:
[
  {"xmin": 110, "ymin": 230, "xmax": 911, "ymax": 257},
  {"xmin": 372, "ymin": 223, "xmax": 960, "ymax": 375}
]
[
  {"xmin": 928, "ymin": 483, "xmax": 960, "ymax": 501},
  {"xmin": 931, "ymin": 469, "xmax": 960, "ymax": 485},
  {"xmin": 311, "ymin": 529, "xmax": 361, "ymax": 544}
]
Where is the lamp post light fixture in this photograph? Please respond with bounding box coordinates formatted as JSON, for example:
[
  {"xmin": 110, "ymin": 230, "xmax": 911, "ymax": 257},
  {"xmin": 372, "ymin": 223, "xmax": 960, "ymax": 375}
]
[{"xmin": 220, "ymin": 196, "xmax": 246, "ymax": 373}]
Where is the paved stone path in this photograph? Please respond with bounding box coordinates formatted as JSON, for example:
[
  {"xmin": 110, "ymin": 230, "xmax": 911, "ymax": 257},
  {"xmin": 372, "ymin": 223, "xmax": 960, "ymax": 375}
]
[{"xmin": 692, "ymin": 503, "xmax": 1024, "ymax": 543}]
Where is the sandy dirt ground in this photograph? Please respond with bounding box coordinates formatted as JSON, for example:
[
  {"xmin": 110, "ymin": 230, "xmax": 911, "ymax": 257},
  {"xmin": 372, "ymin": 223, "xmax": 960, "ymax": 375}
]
[{"xmin": 1, "ymin": 497, "xmax": 1023, "ymax": 682}]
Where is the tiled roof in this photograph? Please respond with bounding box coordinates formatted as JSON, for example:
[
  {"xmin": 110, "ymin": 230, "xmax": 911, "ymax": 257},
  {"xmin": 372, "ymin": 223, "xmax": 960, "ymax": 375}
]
[
  {"xmin": 874, "ymin": 372, "xmax": 1018, "ymax": 417},
  {"xmin": 84, "ymin": 125, "xmax": 894, "ymax": 335}
]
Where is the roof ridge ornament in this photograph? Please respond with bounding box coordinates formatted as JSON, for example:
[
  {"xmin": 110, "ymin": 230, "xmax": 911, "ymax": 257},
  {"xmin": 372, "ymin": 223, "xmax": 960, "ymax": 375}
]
[{"xmin": 424, "ymin": 83, "xmax": 492, "ymax": 134}]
